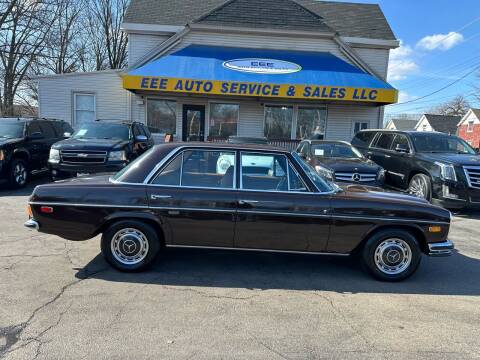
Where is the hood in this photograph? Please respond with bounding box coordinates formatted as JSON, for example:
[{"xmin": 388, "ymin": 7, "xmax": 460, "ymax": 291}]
[
  {"xmin": 0, "ymin": 137, "xmax": 23, "ymax": 148},
  {"xmin": 338, "ymin": 184, "xmax": 430, "ymax": 206},
  {"xmin": 52, "ymin": 138, "xmax": 130, "ymax": 151},
  {"xmin": 315, "ymin": 157, "xmax": 381, "ymax": 173},
  {"xmin": 417, "ymin": 152, "xmax": 480, "ymax": 166}
]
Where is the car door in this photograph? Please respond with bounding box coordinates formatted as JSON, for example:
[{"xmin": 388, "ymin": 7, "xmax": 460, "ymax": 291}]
[
  {"xmin": 25, "ymin": 121, "xmax": 45, "ymax": 170},
  {"xmin": 147, "ymin": 148, "xmax": 237, "ymax": 247},
  {"xmin": 234, "ymin": 151, "xmax": 331, "ymax": 252},
  {"xmin": 388, "ymin": 134, "xmax": 414, "ymax": 189},
  {"xmin": 368, "ymin": 132, "xmax": 396, "ymax": 172},
  {"xmin": 37, "ymin": 121, "xmax": 59, "ymax": 169}
]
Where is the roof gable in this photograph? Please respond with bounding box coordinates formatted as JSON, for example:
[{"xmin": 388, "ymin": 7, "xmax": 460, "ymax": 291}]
[
  {"xmin": 124, "ymin": 0, "xmax": 397, "ymax": 40},
  {"xmin": 194, "ymin": 0, "xmax": 333, "ymax": 32},
  {"xmin": 423, "ymin": 114, "xmax": 462, "ymax": 134},
  {"xmin": 390, "ymin": 119, "xmax": 418, "ymax": 131}
]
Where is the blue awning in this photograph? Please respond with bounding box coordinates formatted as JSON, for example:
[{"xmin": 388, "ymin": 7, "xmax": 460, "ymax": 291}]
[{"xmin": 123, "ymin": 45, "xmax": 397, "ymax": 104}]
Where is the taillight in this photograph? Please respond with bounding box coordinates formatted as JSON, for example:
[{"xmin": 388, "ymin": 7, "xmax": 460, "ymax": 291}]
[
  {"xmin": 40, "ymin": 206, "xmax": 54, "ymax": 214},
  {"xmin": 27, "ymin": 205, "xmax": 33, "ymax": 218}
]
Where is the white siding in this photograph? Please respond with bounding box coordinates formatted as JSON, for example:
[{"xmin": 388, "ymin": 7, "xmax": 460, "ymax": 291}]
[
  {"xmin": 238, "ymin": 102, "xmax": 264, "ymax": 137},
  {"xmin": 128, "ymin": 33, "xmax": 169, "ymax": 66},
  {"xmin": 415, "ymin": 116, "xmax": 434, "ymax": 132},
  {"xmin": 38, "ymin": 71, "xmax": 129, "ymax": 125},
  {"xmin": 459, "ymin": 110, "xmax": 480, "ymax": 126},
  {"xmin": 326, "ymin": 104, "xmax": 380, "ymax": 141},
  {"xmin": 352, "ymin": 47, "xmax": 390, "ymax": 80}
]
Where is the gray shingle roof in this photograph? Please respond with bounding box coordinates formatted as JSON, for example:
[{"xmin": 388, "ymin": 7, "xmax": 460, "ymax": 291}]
[
  {"xmin": 470, "ymin": 108, "xmax": 480, "ymax": 119},
  {"xmin": 195, "ymin": 0, "xmax": 333, "ymax": 32},
  {"xmin": 124, "ymin": 0, "xmax": 396, "ymax": 40},
  {"xmin": 390, "ymin": 119, "xmax": 418, "ymax": 131},
  {"xmin": 424, "ymin": 114, "xmax": 462, "ymax": 135}
]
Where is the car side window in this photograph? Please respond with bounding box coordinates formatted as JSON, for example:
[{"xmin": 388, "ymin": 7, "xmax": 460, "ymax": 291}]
[
  {"xmin": 142, "ymin": 125, "xmax": 152, "ymax": 138},
  {"xmin": 132, "ymin": 124, "xmax": 142, "ymax": 138},
  {"xmin": 27, "ymin": 121, "xmax": 42, "ymax": 137},
  {"xmin": 374, "ymin": 133, "xmax": 395, "ymax": 150},
  {"xmin": 352, "ymin": 131, "xmax": 376, "ymax": 148},
  {"xmin": 391, "ymin": 134, "xmax": 410, "ymax": 152},
  {"xmin": 39, "ymin": 121, "xmax": 56, "ymax": 139},
  {"xmin": 152, "ymin": 149, "xmax": 236, "ymax": 189},
  {"xmin": 289, "ymin": 163, "xmax": 308, "ymax": 192}
]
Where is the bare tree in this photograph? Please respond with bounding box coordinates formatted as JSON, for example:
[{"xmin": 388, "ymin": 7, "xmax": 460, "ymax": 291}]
[
  {"xmin": 0, "ymin": 0, "xmax": 60, "ymax": 116},
  {"xmin": 88, "ymin": 0, "xmax": 129, "ymax": 70},
  {"xmin": 430, "ymin": 95, "xmax": 471, "ymax": 116}
]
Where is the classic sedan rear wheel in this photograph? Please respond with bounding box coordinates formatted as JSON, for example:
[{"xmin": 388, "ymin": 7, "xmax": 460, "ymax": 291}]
[
  {"xmin": 101, "ymin": 220, "xmax": 160, "ymax": 272},
  {"xmin": 362, "ymin": 229, "xmax": 422, "ymax": 281}
]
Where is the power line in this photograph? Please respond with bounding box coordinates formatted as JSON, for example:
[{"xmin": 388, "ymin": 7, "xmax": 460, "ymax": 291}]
[{"xmin": 389, "ymin": 65, "xmax": 480, "ymax": 107}]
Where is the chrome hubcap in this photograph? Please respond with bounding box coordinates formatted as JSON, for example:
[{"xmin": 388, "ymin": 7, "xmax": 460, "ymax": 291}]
[
  {"xmin": 374, "ymin": 238, "xmax": 412, "ymax": 275},
  {"xmin": 14, "ymin": 163, "xmax": 27, "ymax": 185},
  {"xmin": 408, "ymin": 177, "xmax": 426, "ymax": 199},
  {"xmin": 111, "ymin": 228, "xmax": 149, "ymax": 265}
]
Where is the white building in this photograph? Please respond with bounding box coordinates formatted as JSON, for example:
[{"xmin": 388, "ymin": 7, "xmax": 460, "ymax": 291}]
[
  {"xmin": 414, "ymin": 114, "xmax": 461, "ymax": 135},
  {"xmin": 37, "ymin": 0, "xmax": 399, "ymax": 145}
]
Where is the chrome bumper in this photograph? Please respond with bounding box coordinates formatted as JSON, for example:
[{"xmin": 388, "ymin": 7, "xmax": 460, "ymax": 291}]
[
  {"xmin": 428, "ymin": 240, "xmax": 454, "ymax": 257},
  {"xmin": 24, "ymin": 219, "xmax": 39, "ymax": 231}
]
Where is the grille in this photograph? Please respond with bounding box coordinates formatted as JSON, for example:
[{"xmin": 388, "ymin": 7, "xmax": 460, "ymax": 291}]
[
  {"xmin": 463, "ymin": 166, "xmax": 480, "ymax": 189},
  {"xmin": 60, "ymin": 150, "xmax": 107, "ymax": 164},
  {"xmin": 334, "ymin": 172, "xmax": 377, "ymax": 183}
]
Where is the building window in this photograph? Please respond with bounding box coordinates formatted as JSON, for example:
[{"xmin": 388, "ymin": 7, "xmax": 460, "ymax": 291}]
[
  {"xmin": 264, "ymin": 105, "xmax": 293, "ymax": 140},
  {"xmin": 422, "ymin": 124, "xmax": 427, "ymax": 131},
  {"xmin": 467, "ymin": 121, "xmax": 474, "ymax": 132},
  {"xmin": 297, "ymin": 107, "xmax": 327, "ymax": 140},
  {"xmin": 74, "ymin": 93, "xmax": 95, "ymax": 125},
  {"xmin": 209, "ymin": 103, "xmax": 239, "ymax": 140},
  {"xmin": 147, "ymin": 99, "xmax": 176, "ymax": 134},
  {"xmin": 353, "ymin": 122, "xmax": 368, "ymax": 136}
]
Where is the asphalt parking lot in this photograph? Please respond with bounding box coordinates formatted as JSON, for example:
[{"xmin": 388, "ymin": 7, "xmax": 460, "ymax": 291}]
[{"xmin": 1, "ymin": 177, "xmax": 479, "ymax": 360}]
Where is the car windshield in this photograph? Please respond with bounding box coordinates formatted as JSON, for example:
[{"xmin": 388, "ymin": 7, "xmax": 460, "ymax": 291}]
[
  {"xmin": 411, "ymin": 133, "xmax": 476, "ymax": 154},
  {"xmin": 292, "ymin": 152, "xmax": 338, "ymax": 193},
  {"xmin": 311, "ymin": 143, "xmax": 363, "ymax": 159},
  {"xmin": 0, "ymin": 122, "xmax": 24, "ymax": 139},
  {"xmin": 72, "ymin": 123, "xmax": 130, "ymax": 140}
]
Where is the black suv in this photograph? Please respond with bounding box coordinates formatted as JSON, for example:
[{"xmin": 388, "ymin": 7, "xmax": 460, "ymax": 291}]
[
  {"xmin": 0, "ymin": 118, "xmax": 73, "ymax": 188},
  {"xmin": 49, "ymin": 120, "xmax": 154, "ymax": 178},
  {"xmin": 352, "ymin": 130, "xmax": 480, "ymax": 209}
]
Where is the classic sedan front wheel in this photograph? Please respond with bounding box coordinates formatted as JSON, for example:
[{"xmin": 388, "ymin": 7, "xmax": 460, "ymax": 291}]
[
  {"xmin": 101, "ymin": 220, "xmax": 160, "ymax": 272},
  {"xmin": 362, "ymin": 229, "xmax": 422, "ymax": 281}
]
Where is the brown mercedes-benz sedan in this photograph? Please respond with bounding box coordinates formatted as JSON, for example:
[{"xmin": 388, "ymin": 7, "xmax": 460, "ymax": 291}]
[{"xmin": 25, "ymin": 142, "xmax": 454, "ymax": 281}]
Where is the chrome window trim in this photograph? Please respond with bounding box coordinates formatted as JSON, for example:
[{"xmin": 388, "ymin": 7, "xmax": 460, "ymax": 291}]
[{"xmin": 28, "ymin": 201, "xmax": 450, "ymax": 225}]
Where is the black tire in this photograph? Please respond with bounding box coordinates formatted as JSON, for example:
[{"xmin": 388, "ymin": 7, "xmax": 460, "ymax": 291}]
[
  {"xmin": 362, "ymin": 229, "xmax": 422, "ymax": 282},
  {"xmin": 101, "ymin": 220, "xmax": 160, "ymax": 272},
  {"xmin": 8, "ymin": 158, "xmax": 29, "ymax": 188},
  {"xmin": 408, "ymin": 174, "xmax": 431, "ymax": 201}
]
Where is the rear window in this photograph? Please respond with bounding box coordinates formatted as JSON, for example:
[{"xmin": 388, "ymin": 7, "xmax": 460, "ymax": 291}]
[
  {"xmin": 374, "ymin": 133, "xmax": 396, "ymax": 150},
  {"xmin": 351, "ymin": 131, "xmax": 376, "ymax": 147}
]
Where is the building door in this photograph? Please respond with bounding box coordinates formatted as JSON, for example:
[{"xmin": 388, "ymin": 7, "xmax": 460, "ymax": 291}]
[{"xmin": 182, "ymin": 105, "xmax": 205, "ymax": 141}]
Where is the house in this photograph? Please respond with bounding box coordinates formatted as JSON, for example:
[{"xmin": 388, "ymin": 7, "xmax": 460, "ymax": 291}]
[
  {"xmin": 457, "ymin": 108, "xmax": 480, "ymax": 149},
  {"xmin": 414, "ymin": 114, "xmax": 461, "ymax": 135},
  {"xmin": 384, "ymin": 118, "xmax": 418, "ymax": 131},
  {"xmin": 37, "ymin": 0, "xmax": 399, "ymax": 145}
]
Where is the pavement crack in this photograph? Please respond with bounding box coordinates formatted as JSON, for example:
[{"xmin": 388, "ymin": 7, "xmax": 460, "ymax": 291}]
[
  {"xmin": 0, "ymin": 266, "xmax": 108, "ymax": 357},
  {"xmin": 248, "ymin": 331, "xmax": 290, "ymax": 360},
  {"xmin": 161, "ymin": 285, "xmax": 259, "ymax": 300}
]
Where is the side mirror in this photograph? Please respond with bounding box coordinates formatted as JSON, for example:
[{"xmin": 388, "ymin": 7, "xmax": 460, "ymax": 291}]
[
  {"xmin": 63, "ymin": 132, "xmax": 72, "ymax": 138},
  {"xmin": 28, "ymin": 132, "xmax": 44, "ymax": 140},
  {"xmin": 395, "ymin": 144, "xmax": 409, "ymax": 153},
  {"xmin": 135, "ymin": 135, "xmax": 148, "ymax": 142}
]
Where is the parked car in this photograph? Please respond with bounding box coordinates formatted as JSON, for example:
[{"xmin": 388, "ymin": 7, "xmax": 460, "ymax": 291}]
[
  {"xmin": 49, "ymin": 120, "xmax": 154, "ymax": 179},
  {"xmin": 0, "ymin": 117, "xmax": 72, "ymax": 188},
  {"xmin": 352, "ymin": 130, "xmax": 480, "ymax": 209},
  {"xmin": 296, "ymin": 140, "xmax": 385, "ymax": 186},
  {"xmin": 26, "ymin": 142, "xmax": 453, "ymax": 281}
]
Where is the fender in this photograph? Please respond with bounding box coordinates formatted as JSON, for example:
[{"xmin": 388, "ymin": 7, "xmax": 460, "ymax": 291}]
[{"xmin": 11, "ymin": 148, "xmax": 30, "ymax": 162}]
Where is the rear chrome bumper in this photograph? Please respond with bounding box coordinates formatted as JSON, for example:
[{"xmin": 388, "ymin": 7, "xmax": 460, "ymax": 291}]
[
  {"xmin": 428, "ymin": 240, "xmax": 454, "ymax": 257},
  {"xmin": 24, "ymin": 219, "xmax": 39, "ymax": 231}
]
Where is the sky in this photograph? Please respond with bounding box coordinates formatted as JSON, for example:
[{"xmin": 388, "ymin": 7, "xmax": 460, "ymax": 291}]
[{"xmin": 331, "ymin": 0, "xmax": 480, "ymax": 117}]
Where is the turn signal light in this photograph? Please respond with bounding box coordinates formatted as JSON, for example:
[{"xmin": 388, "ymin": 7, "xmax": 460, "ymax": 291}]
[
  {"xmin": 429, "ymin": 226, "xmax": 442, "ymax": 233},
  {"xmin": 26, "ymin": 205, "xmax": 33, "ymax": 218},
  {"xmin": 40, "ymin": 206, "xmax": 54, "ymax": 214}
]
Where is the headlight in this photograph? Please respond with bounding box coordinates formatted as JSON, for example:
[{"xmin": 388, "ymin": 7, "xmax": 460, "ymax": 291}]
[
  {"xmin": 108, "ymin": 150, "xmax": 127, "ymax": 161},
  {"xmin": 49, "ymin": 148, "xmax": 60, "ymax": 163},
  {"xmin": 315, "ymin": 165, "xmax": 334, "ymax": 180},
  {"xmin": 378, "ymin": 168, "xmax": 386, "ymax": 180},
  {"xmin": 435, "ymin": 162, "xmax": 457, "ymax": 182}
]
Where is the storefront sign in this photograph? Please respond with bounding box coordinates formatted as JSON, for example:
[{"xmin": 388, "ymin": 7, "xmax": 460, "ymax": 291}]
[
  {"xmin": 122, "ymin": 75, "xmax": 398, "ymax": 104},
  {"xmin": 222, "ymin": 58, "xmax": 302, "ymax": 74}
]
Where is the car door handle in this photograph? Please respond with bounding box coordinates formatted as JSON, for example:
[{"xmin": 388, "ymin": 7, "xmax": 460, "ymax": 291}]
[
  {"xmin": 151, "ymin": 194, "xmax": 172, "ymax": 200},
  {"xmin": 238, "ymin": 200, "xmax": 258, "ymax": 206}
]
